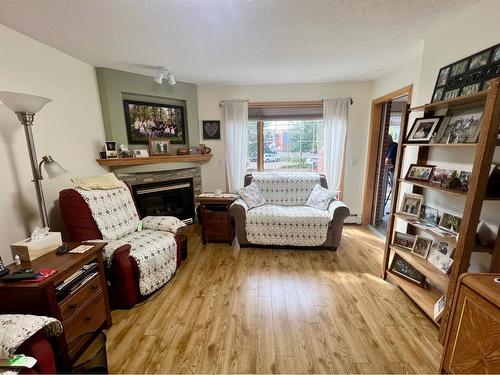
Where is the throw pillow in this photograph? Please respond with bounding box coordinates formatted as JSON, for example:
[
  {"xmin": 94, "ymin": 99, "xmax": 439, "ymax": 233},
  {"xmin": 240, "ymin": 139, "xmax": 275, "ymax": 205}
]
[
  {"xmin": 72, "ymin": 173, "xmax": 123, "ymax": 190},
  {"xmin": 305, "ymin": 184, "xmax": 336, "ymax": 211},
  {"xmin": 237, "ymin": 182, "xmax": 267, "ymax": 209}
]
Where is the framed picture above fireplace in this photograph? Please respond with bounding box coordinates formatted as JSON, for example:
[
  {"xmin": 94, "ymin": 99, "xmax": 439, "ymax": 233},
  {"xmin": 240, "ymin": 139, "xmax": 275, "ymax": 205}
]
[{"xmin": 123, "ymin": 99, "xmax": 186, "ymax": 144}]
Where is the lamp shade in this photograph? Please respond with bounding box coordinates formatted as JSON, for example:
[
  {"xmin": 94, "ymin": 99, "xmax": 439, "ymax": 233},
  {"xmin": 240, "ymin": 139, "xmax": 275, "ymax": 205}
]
[
  {"xmin": 0, "ymin": 91, "xmax": 52, "ymax": 113},
  {"xmin": 41, "ymin": 155, "xmax": 67, "ymax": 179}
]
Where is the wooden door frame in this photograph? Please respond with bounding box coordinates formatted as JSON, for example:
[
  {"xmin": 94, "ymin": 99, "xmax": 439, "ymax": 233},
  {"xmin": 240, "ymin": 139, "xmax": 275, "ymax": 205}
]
[{"xmin": 361, "ymin": 85, "xmax": 413, "ymax": 225}]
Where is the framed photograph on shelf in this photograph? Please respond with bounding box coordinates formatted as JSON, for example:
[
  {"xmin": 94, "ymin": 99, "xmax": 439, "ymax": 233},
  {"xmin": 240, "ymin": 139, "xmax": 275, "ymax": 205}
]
[
  {"xmin": 393, "ymin": 231, "xmax": 416, "ymax": 250},
  {"xmin": 148, "ymin": 138, "xmax": 170, "ymax": 156},
  {"xmin": 133, "ymin": 149, "xmax": 149, "ymax": 158},
  {"xmin": 405, "ymin": 164, "xmax": 435, "ymax": 182},
  {"xmin": 428, "ymin": 241, "xmax": 454, "ymax": 274},
  {"xmin": 458, "ymin": 171, "xmax": 472, "ymax": 190},
  {"xmin": 439, "ymin": 212, "xmax": 462, "ymax": 234},
  {"xmin": 419, "ymin": 205, "xmax": 439, "ymax": 225},
  {"xmin": 411, "ymin": 236, "xmax": 433, "ymax": 259},
  {"xmin": 389, "ymin": 254, "xmax": 426, "ymax": 287},
  {"xmin": 431, "ymin": 42, "xmax": 500, "ymax": 103},
  {"xmin": 431, "ymin": 168, "xmax": 457, "ymax": 185},
  {"xmin": 399, "ymin": 193, "xmax": 424, "ymax": 217},
  {"xmin": 406, "ymin": 117, "xmax": 443, "ymax": 143},
  {"xmin": 105, "ymin": 141, "xmax": 117, "ymax": 159},
  {"xmin": 436, "ymin": 107, "xmax": 483, "ymax": 144},
  {"xmin": 123, "ymin": 99, "xmax": 186, "ymax": 144},
  {"xmin": 202, "ymin": 120, "xmax": 221, "ymax": 140},
  {"xmin": 433, "ymin": 295, "xmax": 446, "ymax": 321}
]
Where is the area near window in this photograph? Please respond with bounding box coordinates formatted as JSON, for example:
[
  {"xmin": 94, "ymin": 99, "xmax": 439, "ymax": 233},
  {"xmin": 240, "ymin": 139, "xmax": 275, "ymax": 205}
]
[{"xmin": 247, "ymin": 102, "xmax": 324, "ymax": 173}]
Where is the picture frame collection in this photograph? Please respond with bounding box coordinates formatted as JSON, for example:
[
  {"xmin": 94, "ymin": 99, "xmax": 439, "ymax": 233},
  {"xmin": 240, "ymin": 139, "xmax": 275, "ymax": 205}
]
[
  {"xmin": 406, "ymin": 107, "xmax": 484, "ymax": 145},
  {"xmin": 431, "ymin": 43, "xmax": 500, "ymax": 103},
  {"xmin": 405, "ymin": 163, "xmax": 473, "ymax": 191}
]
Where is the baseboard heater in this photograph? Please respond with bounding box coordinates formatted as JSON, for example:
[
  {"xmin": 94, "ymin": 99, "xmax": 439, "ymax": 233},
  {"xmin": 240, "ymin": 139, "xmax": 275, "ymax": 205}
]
[{"xmin": 344, "ymin": 213, "xmax": 361, "ymax": 224}]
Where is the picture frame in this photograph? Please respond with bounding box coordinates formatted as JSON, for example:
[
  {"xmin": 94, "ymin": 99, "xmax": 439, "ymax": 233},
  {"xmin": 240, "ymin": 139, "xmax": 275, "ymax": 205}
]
[
  {"xmin": 133, "ymin": 149, "xmax": 149, "ymax": 158},
  {"xmin": 189, "ymin": 146, "xmax": 201, "ymax": 155},
  {"xmin": 202, "ymin": 120, "xmax": 221, "ymax": 140},
  {"xmin": 105, "ymin": 141, "xmax": 117, "ymax": 159},
  {"xmin": 458, "ymin": 171, "xmax": 472, "ymax": 190},
  {"xmin": 405, "ymin": 164, "xmax": 435, "ymax": 182},
  {"xmin": 405, "ymin": 117, "xmax": 443, "ymax": 143},
  {"xmin": 428, "ymin": 241, "xmax": 454, "ymax": 274},
  {"xmin": 393, "ymin": 231, "xmax": 416, "ymax": 251},
  {"xmin": 439, "ymin": 212, "xmax": 462, "ymax": 234},
  {"xmin": 419, "ymin": 205, "xmax": 439, "ymax": 225},
  {"xmin": 433, "ymin": 295, "xmax": 446, "ymax": 321},
  {"xmin": 431, "ymin": 43, "xmax": 500, "ymax": 103},
  {"xmin": 389, "ymin": 254, "xmax": 426, "ymax": 287},
  {"xmin": 123, "ymin": 99, "xmax": 186, "ymax": 144},
  {"xmin": 411, "ymin": 236, "xmax": 433, "ymax": 259},
  {"xmin": 148, "ymin": 138, "xmax": 170, "ymax": 156},
  {"xmin": 431, "ymin": 168, "xmax": 457, "ymax": 185},
  {"xmin": 399, "ymin": 193, "xmax": 424, "ymax": 217},
  {"xmin": 436, "ymin": 107, "xmax": 483, "ymax": 144}
]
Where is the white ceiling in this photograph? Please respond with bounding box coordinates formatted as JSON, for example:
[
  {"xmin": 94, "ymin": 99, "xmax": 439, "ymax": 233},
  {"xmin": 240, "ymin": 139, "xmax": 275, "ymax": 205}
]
[{"xmin": 0, "ymin": 0, "xmax": 479, "ymax": 84}]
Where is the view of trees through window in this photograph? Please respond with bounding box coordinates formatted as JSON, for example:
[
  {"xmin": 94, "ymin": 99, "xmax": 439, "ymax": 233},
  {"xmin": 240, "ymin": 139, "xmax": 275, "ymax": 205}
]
[{"xmin": 247, "ymin": 119, "xmax": 324, "ymax": 173}]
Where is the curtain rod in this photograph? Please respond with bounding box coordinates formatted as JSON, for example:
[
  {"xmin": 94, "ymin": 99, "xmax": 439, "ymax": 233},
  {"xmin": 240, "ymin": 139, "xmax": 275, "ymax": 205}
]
[{"xmin": 220, "ymin": 98, "xmax": 353, "ymax": 107}]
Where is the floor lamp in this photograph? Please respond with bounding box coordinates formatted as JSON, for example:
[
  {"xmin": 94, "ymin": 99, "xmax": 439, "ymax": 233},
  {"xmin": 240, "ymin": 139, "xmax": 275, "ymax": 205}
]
[{"xmin": 0, "ymin": 91, "xmax": 67, "ymax": 228}]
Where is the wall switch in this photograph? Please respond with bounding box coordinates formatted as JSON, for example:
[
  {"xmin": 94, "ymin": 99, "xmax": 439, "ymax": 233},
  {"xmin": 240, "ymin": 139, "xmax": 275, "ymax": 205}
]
[
  {"xmin": 350, "ymin": 158, "xmax": 357, "ymax": 166},
  {"xmin": 218, "ymin": 159, "xmax": 224, "ymax": 167}
]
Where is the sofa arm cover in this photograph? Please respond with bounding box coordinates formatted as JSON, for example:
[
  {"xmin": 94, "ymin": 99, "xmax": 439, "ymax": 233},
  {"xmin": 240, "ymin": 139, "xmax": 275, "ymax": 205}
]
[
  {"xmin": 141, "ymin": 216, "xmax": 187, "ymax": 235},
  {"xmin": 229, "ymin": 199, "xmax": 249, "ymax": 246},
  {"xmin": 328, "ymin": 200, "xmax": 350, "ymax": 219}
]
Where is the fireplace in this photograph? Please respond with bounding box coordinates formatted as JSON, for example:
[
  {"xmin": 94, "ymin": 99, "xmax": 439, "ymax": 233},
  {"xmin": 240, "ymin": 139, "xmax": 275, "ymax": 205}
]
[{"xmin": 131, "ymin": 178, "xmax": 195, "ymax": 224}]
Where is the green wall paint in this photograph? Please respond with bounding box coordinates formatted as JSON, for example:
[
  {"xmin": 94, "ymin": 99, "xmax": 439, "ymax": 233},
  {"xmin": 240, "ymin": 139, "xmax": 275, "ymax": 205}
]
[{"xmin": 95, "ymin": 67, "xmax": 200, "ymax": 173}]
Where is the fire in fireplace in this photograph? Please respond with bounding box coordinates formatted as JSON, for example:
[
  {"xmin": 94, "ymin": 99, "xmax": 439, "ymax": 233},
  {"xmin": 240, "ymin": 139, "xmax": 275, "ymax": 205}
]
[{"xmin": 131, "ymin": 178, "xmax": 195, "ymax": 224}]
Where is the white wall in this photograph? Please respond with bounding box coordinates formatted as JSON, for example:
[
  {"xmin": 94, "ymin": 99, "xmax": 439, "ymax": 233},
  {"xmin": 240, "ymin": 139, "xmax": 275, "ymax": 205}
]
[
  {"xmin": 0, "ymin": 24, "xmax": 106, "ymax": 262},
  {"xmin": 197, "ymin": 82, "xmax": 372, "ymax": 216}
]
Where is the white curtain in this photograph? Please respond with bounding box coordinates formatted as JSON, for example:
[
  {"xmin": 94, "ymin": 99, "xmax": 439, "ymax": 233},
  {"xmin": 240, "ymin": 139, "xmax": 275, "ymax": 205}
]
[
  {"xmin": 323, "ymin": 98, "xmax": 349, "ymax": 192},
  {"xmin": 222, "ymin": 100, "xmax": 248, "ymax": 192}
]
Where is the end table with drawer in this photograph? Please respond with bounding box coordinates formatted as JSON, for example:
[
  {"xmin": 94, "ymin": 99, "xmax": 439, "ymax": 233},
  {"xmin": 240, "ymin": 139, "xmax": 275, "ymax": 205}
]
[
  {"xmin": 196, "ymin": 194, "xmax": 238, "ymax": 245},
  {"xmin": 0, "ymin": 242, "xmax": 111, "ymax": 370}
]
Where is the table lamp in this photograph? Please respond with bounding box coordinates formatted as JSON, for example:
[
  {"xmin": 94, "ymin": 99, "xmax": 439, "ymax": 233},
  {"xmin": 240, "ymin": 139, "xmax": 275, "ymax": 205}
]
[{"xmin": 0, "ymin": 91, "xmax": 67, "ymax": 228}]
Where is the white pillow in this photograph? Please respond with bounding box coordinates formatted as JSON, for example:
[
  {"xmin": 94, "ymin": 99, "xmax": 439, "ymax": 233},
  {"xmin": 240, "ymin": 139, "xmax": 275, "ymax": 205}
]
[
  {"xmin": 237, "ymin": 182, "xmax": 267, "ymax": 209},
  {"xmin": 305, "ymin": 184, "xmax": 336, "ymax": 210}
]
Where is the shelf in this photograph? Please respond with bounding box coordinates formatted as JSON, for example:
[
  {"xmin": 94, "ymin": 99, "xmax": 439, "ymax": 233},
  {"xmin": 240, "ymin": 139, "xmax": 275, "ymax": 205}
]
[
  {"xmin": 386, "ymin": 272, "xmax": 442, "ymax": 325},
  {"xmin": 394, "ymin": 213, "xmax": 458, "ymax": 247},
  {"xmin": 410, "ymin": 90, "xmax": 488, "ymax": 112},
  {"xmin": 390, "ymin": 245, "xmax": 449, "ymax": 291},
  {"xmin": 96, "ymin": 154, "xmax": 213, "ymax": 167},
  {"xmin": 403, "ymin": 143, "xmax": 477, "ymax": 148},
  {"xmin": 399, "ymin": 178, "xmax": 467, "ymax": 197}
]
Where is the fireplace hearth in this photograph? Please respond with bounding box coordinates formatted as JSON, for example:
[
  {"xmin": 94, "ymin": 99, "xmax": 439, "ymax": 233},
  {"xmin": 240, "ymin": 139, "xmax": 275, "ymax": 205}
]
[{"xmin": 131, "ymin": 178, "xmax": 195, "ymax": 224}]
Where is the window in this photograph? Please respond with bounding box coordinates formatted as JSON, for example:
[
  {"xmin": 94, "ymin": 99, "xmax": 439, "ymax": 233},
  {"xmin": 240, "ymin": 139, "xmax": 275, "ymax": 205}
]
[{"xmin": 247, "ymin": 117, "xmax": 324, "ymax": 173}]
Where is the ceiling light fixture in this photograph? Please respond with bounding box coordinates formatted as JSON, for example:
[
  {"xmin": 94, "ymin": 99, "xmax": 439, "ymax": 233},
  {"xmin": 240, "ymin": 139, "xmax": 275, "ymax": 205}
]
[{"xmin": 154, "ymin": 66, "xmax": 176, "ymax": 86}]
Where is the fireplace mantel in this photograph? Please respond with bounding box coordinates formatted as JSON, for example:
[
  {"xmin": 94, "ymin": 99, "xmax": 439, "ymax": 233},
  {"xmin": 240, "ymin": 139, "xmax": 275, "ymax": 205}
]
[{"xmin": 96, "ymin": 154, "xmax": 212, "ymax": 167}]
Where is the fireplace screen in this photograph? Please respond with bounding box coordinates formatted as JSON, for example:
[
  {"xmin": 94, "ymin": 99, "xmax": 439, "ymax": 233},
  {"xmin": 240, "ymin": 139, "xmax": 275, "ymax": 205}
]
[{"xmin": 132, "ymin": 178, "xmax": 194, "ymax": 224}]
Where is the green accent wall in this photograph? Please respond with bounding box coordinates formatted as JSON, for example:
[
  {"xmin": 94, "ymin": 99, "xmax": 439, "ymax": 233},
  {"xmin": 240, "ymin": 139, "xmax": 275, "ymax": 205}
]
[{"xmin": 95, "ymin": 67, "xmax": 200, "ymax": 173}]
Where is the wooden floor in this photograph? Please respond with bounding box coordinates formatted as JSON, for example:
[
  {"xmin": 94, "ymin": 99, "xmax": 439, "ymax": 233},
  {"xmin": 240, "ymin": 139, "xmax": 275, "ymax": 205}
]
[{"xmin": 105, "ymin": 225, "xmax": 442, "ymax": 373}]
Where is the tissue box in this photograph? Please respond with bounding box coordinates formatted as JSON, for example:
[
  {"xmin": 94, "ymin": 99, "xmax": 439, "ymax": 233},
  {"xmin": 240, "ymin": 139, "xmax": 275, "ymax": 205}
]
[{"xmin": 11, "ymin": 232, "xmax": 63, "ymax": 261}]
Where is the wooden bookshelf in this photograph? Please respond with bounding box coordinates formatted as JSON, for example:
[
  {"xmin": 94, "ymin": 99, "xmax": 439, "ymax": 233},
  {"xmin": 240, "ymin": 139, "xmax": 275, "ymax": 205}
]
[
  {"xmin": 391, "ymin": 245, "xmax": 449, "ymax": 291},
  {"xmin": 382, "ymin": 78, "xmax": 500, "ymax": 343},
  {"xmin": 96, "ymin": 154, "xmax": 212, "ymax": 167},
  {"xmin": 386, "ymin": 272, "xmax": 442, "ymax": 324}
]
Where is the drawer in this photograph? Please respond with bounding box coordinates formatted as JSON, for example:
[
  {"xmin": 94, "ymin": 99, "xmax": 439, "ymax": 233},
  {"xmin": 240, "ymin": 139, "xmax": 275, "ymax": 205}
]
[
  {"xmin": 203, "ymin": 211, "xmax": 228, "ymax": 222},
  {"xmin": 59, "ymin": 275, "xmax": 102, "ymax": 321},
  {"xmin": 64, "ymin": 292, "xmax": 106, "ymax": 358},
  {"xmin": 205, "ymin": 221, "xmax": 230, "ymax": 235}
]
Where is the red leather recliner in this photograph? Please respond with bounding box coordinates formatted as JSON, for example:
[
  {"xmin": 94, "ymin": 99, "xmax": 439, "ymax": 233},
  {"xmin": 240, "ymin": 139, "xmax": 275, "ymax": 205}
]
[
  {"xmin": 16, "ymin": 330, "xmax": 57, "ymax": 374},
  {"xmin": 59, "ymin": 189, "xmax": 186, "ymax": 309}
]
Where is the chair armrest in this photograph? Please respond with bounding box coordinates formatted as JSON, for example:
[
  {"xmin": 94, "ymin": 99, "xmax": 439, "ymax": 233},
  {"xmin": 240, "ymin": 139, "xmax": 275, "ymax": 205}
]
[
  {"xmin": 328, "ymin": 200, "xmax": 350, "ymax": 222},
  {"xmin": 141, "ymin": 216, "xmax": 187, "ymax": 235},
  {"xmin": 229, "ymin": 199, "xmax": 249, "ymax": 245}
]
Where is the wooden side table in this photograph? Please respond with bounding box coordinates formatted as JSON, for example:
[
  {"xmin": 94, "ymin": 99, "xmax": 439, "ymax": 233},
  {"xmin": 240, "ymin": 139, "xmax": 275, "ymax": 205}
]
[
  {"xmin": 0, "ymin": 242, "xmax": 111, "ymax": 370},
  {"xmin": 196, "ymin": 194, "xmax": 238, "ymax": 245}
]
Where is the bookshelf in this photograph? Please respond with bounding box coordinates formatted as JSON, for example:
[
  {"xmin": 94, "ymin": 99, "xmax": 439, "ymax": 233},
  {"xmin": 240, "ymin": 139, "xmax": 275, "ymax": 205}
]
[{"xmin": 382, "ymin": 78, "xmax": 500, "ymax": 344}]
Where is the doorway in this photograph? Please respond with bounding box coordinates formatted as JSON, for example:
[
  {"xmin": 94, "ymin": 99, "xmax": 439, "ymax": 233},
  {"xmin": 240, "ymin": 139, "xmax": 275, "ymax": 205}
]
[{"xmin": 362, "ymin": 86, "xmax": 413, "ymax": 231}]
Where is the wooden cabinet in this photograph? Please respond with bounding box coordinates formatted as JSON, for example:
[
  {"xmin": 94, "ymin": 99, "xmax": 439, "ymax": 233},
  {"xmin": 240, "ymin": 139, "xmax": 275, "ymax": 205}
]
[
  {"xmin": 440, "ymin": 273, "xmax": 500, "ymax": 373},
  {"xmin": 196, "ymin": 195, "xmax": 237, "ymax": 245},
  {"xmin": 0, "ymin": 243, "xmax": 111, "ymax": 370}
]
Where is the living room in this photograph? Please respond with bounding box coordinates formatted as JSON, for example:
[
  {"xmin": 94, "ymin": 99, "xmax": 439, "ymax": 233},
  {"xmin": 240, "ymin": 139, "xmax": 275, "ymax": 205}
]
[{"xmin": 0, "ymin": 1, "xmax": 499, "ymax": 374}]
